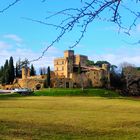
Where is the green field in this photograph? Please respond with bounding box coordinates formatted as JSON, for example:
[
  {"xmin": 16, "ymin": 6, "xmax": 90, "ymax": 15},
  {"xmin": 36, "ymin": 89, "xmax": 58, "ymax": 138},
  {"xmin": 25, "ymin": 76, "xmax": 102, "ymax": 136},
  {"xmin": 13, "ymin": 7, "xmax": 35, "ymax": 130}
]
[{"xmin": 0, "ymin": 89, "xmax": 140, "ymax": 140}]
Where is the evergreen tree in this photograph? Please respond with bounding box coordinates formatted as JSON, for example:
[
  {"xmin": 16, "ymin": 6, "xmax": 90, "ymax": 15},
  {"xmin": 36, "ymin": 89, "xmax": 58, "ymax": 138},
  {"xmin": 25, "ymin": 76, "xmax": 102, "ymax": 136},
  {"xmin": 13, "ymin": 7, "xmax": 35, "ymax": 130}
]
[
  {"xmin": 5, "ymin": 68, "xmax": 10, "ymax": 84},
  {"xmin": 95, "ymin": 61, "xmax": 111, "ymax": 67},
  {"xmin": 16, "ymin": 59, "xmax": 22, "ymax": 78},
  {"xmin": 4, "ymin": 59, "xmax": 9, "ymax": 70},
  {"xmin": 0, "ymin": 57, "xmax": 15, "ymax": 85},
  {"xmin": 0, "ymin": 66, "xmax": 4, "ymax": 84},
  {"xmin": 4, "ymin": 59, "xmax": 10, "ymax": 84},
  {"xmin": 15, "ymin": 63, "xmax": 19, "ymax": 78},
  {"xmin": 9, "ymin": 56, "xmax": 15, "ymax": 83},
  {"xmin": 86, "ymin": 60, "xmax": 94, "ymax": 66},
  {"xmin": 47, "ymin": 66, "xmax": 51, "ymax": 88},
  {"xmin": 40, "ymin": 68, "xmax": 43, "ymax": 75},
  {"xmin": 30, "ymin": 64, "xmax": 36, "ymax": 76}
]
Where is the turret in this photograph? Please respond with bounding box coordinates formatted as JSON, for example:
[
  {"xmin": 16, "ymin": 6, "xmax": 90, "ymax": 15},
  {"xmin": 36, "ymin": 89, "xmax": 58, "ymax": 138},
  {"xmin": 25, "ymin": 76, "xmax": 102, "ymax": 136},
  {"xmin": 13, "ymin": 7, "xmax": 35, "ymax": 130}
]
[
  {"xmin": 22, "ymin": 67, "xmax": 27, "ymax": 79},
  {"xmin": 64, "ymin": 50, "xmax": 74, "ymax": 58},
  {"xmin": 22, "ymin": 67, "xmax": 30, "ymax": 79}
]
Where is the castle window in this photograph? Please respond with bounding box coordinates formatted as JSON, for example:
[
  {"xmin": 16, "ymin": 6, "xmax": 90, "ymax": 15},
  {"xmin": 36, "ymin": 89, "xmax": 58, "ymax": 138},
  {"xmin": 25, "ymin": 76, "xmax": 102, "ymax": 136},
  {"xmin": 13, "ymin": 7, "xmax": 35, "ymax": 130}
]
[
  {"xmin": 54, "ymin": 61, "xmax": 57, "ymax": 65},
  {"xmin": 58, "ymin": 66, "xmax": 64, "ymax": 71}
]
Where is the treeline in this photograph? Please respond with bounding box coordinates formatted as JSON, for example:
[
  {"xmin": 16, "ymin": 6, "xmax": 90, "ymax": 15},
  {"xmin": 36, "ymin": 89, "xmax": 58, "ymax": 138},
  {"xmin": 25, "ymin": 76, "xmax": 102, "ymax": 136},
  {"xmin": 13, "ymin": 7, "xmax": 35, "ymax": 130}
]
[
  {"xmin": 0, "ymin": 57, "xmax": 15, "ymax": 85},
  {"xmin": 0, "ymin": 57, "xmax": 36, "ymax": 85},
  {"xmin": 86, "ymin": 60, "xmax": 110, "ymax": 67}
]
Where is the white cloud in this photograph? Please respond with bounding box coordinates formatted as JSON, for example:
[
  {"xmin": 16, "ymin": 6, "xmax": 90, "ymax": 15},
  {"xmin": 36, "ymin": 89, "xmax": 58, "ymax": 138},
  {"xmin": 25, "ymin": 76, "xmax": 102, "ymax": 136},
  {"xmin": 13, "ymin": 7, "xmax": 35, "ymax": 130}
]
[
  {"xmin": 0, "ymin": 35, "xmax": 63, "ymax": 72},
  {"xmin": 93, "ymin": 54, "xmax": 140, "ymax": 66},
  {"xmin": 89, "ymin": 46, "xmax": 140, "ymax": 67},
  {"xmin": 0, "ymin": 41, "xmax": 12, "ymax": 49},
  {"xmin": 0, "ymin": 46, "xmax": 63, "ymax": 72},
  {"xmin": 3, "ymin": 34, "xmax": 23, "ymax": 43}
]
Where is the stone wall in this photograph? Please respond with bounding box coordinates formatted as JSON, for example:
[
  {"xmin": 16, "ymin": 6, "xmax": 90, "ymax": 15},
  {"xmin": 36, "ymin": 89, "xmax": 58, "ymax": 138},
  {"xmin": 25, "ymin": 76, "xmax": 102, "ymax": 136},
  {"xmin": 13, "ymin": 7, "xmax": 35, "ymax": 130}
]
[{"xmin": 51, "ymin": 77, "xmax": 73, "ymax": 88}]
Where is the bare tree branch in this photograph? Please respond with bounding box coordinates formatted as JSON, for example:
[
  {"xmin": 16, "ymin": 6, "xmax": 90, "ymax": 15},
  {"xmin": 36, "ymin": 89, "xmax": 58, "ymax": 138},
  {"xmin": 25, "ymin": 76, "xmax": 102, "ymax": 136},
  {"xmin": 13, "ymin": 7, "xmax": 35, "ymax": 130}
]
[
  {"xmin": 1, "ymin": 0, "xmax": 140, "ymax": 63},
  {"xmin": 0, "ymin": 0, "xmax": 21, "ymax": 13},
  {"xmin": 28, "ymin": 0, "xmax": 127, "ymax": 61}
]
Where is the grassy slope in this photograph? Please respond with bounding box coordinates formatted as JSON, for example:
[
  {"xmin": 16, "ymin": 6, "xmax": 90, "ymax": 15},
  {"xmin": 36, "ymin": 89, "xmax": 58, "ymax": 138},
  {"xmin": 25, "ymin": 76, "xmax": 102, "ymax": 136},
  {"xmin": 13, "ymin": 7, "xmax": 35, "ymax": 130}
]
[
  {"xmin": 0, "ymin": 89, "xmax": 140, "ymax": 139},
  {"xmin": 34, "ymin": 88, "xmax": 120, "ymax": 97}
]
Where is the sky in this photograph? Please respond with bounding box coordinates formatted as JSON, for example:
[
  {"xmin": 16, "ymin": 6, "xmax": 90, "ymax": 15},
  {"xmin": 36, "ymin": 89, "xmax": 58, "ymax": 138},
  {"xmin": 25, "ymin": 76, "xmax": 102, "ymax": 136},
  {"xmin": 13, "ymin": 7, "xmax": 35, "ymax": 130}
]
[{"xmin": 0, "ymin": 0, "xmax": 140, "ymax": 71}]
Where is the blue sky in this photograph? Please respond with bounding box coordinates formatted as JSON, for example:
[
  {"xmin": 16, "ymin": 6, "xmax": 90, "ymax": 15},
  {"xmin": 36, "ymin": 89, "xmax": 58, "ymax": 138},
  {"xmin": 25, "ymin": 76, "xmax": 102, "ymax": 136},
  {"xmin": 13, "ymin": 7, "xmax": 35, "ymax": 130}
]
[{"xmin": 0, "ymin": 0, "xmax": 140, "ymax": 70}]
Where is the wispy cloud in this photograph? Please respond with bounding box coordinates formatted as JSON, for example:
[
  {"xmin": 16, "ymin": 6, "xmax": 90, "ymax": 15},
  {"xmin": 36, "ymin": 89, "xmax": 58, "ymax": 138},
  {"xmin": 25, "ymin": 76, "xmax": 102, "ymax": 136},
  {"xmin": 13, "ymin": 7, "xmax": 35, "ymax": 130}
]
[
  {"xmin": 89, "ymin": 46, "xmax": 140, "ymax": 66},
  {"xmin": 3, "ymin": 34, "xmax": 23, "ymax": 43},
  {"xmin": 0, "ymin": 35, "xmax": 63, "ymax": 71},
  {"xmin": 0, "ymin": 45, "xmax": 62, "ymax": 72},
  {"xmin": 0, "ymin": 41, "xmax": 12, "ymax": 49}
]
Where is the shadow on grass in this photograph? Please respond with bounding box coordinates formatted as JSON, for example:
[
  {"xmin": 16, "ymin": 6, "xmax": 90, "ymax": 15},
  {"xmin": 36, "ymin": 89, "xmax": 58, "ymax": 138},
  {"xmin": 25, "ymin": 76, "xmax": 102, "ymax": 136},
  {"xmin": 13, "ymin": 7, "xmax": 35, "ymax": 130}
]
[
  {"xmin": 0, "ymin": 119, "xmax": 137, "ymax": 140},
  {"xmin": 0, "ymin": 93, "xmax": 34, "ymax": 100}
]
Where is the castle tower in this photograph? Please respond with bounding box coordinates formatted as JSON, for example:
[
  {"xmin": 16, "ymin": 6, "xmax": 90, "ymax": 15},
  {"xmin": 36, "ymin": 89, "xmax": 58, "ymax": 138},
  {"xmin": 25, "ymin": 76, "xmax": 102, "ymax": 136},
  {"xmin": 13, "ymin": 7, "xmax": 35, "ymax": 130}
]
[
  {"xmin": 64, "ymin": 50, "xmax": 74, "ymax": 78},
  {"xmin": 22, "ymin": 67, "xmax": 27, "ymax": 79},
  {"xmin": 64, "ymin": 50, "xmax": 74, "ymax": 58},
  {"xmin": 22, "ymin": 67, "xmax": 30, "ymax": 79},
  {"xmin": 27, "ymin": 68, "xmax": 30, "ymax": 77}
]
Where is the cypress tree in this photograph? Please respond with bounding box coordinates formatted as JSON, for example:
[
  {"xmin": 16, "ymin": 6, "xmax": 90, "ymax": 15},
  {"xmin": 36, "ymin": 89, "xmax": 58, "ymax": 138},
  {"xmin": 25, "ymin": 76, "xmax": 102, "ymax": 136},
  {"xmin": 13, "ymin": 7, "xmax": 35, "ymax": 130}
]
[
  {"xmin": 0, "ymin": 57, "xmax": 15, "ymax": 85},
  {"xmin": 5, "ymin": 68, "xmax": 10, "ymax": 84},
  {"xmin": 16, "ymin": 59, "xmax": 22, "ymax": 78},
  {"xmin": 40, "ymin": 68, "xmax": 43, "ymax": 75},
  {"xmin": 15, "ymin": 63, "xmax": 19, "ymax": 78},
  {"xmin": 30, "ymin": 64, "xmax": 36, "ymax": 76},
  {"xmin": 47, "ymin": 66, "xmax": 51, "ymax": 88},
  {"xmin": 0, "ymin": 66, "xmax": 4, "ymax": 84},
  {"xmin": 4, "ymin": 59, "xmax": 10, "ymax": 84},
  {"xmin": 9, "ymin": 56, "xmax": 15, "ymax": 83}
]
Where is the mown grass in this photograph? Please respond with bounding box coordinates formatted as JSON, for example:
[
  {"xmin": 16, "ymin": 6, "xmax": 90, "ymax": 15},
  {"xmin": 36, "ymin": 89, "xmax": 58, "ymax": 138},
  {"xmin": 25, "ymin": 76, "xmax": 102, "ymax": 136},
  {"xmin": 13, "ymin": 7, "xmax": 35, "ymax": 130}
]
[{"xmin": 0, "ymin": 89, "xmax": 140, "ymax": 139}]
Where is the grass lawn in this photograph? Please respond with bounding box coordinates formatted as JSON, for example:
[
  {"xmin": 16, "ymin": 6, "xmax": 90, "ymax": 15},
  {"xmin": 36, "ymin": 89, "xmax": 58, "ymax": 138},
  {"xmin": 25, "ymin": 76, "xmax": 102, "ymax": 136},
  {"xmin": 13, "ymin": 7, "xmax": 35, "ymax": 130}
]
[{"xmin": 0, "ymin": 89, "xmax": 140, "ymax": 139}]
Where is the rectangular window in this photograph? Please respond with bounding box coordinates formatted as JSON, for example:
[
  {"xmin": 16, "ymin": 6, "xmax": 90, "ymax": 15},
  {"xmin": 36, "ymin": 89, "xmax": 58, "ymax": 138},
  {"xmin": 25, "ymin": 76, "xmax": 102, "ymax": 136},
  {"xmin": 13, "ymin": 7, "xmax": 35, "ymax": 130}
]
[
  {"xmin": 55, "ymin": 67, "xmax": 58, "ymax": 71},
  {"xmin": 54, "ymin": 61, "xmax": 58, "ymax": 65}
]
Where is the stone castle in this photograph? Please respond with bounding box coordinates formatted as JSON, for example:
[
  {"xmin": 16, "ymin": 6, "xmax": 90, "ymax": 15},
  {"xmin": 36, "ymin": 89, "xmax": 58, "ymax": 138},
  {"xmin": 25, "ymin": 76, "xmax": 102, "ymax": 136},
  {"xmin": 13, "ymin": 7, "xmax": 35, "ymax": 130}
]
[
  {"xmin": 1, "ymin": 50, "xmax": 110, "ymax": 89},
  {"xmin": 53, "ymin": 50, "xmax": 110, "ymax": 88}
]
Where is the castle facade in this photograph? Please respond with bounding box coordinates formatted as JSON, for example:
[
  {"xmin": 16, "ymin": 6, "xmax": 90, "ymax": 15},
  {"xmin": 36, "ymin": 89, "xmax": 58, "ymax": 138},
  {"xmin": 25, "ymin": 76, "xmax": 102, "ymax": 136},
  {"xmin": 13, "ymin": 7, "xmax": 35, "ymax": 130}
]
[
  {"xmin": 53, "ymin": 50, "xmax": 110, "ymax": 88},
  {"xmin": 1, "ymin": 50, "xmax": 110, "ymax": 89}
]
